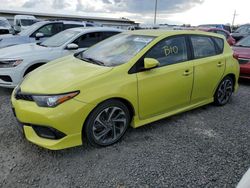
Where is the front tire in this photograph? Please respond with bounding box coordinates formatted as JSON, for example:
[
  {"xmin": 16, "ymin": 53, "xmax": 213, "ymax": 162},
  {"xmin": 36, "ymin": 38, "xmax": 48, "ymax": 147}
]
[
  {"xmin": 214, "ymin": 76, "xmax": 234, "ymax": 106},
  {"xmin": 84, "ymin": 100, "xmax": 131, "ymax": 147}
]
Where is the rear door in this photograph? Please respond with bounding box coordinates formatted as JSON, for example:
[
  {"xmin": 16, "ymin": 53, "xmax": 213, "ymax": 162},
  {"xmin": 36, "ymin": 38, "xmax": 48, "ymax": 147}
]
[{"xmin": 190, "ymin": 35, "xmax": 226, "ymax": 103}]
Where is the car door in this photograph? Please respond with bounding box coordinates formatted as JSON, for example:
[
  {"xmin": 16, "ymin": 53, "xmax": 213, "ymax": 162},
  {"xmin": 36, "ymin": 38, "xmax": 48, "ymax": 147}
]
[
  {"xmin": 190, "ymin": 35, "xmax": 225, "ymax": 103},
  {"xmin": 136, "ymin": 36, "xmax": 194, "ymax": 119}
]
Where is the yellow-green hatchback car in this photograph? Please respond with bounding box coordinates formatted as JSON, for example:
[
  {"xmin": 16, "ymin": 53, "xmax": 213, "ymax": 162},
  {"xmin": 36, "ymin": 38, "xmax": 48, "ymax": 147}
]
[{"xmin": 11, "ymin": 30, "xmax": 239, "ymax": 150}]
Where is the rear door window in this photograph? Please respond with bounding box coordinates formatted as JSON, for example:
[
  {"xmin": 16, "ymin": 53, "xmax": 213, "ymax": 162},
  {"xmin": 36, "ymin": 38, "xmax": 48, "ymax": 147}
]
[
  {"xmin": 101, "ymin": 32, "xmax": 120, "ymax": 40},
  {"xmin": 73, "ymin": 32, "xmax": 102, "ymax": 48},
  {"xmin": 191, "ymin": 36, "xmax": 217, "ymax": 59},
  {"xmin": 64, "ymin": 24, "xmax": 82, "ymax": 30},
  {"xmin": 73, "ymin": 32, "xmax": 120, "ymax": 48}
]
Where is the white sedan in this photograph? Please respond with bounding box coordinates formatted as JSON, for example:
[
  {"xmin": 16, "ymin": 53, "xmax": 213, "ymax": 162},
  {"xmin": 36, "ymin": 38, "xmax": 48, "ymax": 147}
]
[{"xmin": 0, "ymin": 27, "xmax": 122, "ymax": 88}]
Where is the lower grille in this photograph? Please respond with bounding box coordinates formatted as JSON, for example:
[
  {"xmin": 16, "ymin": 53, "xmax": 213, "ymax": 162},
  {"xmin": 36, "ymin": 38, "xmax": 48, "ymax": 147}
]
[
  {"xmin": 0, "ymin": 75, "xmax": 12, "ymax": 82},
  {"xmin": 0, "ymin": 30, "xmax": 9, "ymax": 35}
]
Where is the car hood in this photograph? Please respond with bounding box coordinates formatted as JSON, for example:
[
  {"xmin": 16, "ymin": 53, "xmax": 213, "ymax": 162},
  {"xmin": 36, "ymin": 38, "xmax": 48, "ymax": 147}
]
[
  {"xmin": 20, "ymin": 55, "xmax": 113, "ymax": 94},
  {"xmin": 232, "ymin": 46, "xmax": 250, "ymax": 59},
  {"xmin": 0, "ymin": 34, "xmax": 28, "ymax": 48},
  {"xmin": 0, "ymin": 43, "xmax": 50, "ymax": 59},
  {"xmin": 0, "ymin": 26, "xmax": 10, "ymax": 30}
]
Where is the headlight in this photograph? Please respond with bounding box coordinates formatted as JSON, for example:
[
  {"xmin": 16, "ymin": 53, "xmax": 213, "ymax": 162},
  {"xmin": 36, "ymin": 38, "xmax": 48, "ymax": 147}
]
[
  {"xmin": 0, "ymin": 59, "xmax": 23, "ymax": 68},
  {"xmin": 32, "ymin": 91, "xmax": 79, "ymax": 108}
]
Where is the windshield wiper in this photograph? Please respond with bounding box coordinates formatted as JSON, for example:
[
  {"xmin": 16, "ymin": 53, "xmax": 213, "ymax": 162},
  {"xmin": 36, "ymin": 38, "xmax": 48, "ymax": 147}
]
[{"xmin": 80, "ymin": 57, "xmax": 105, "ymax": 66}]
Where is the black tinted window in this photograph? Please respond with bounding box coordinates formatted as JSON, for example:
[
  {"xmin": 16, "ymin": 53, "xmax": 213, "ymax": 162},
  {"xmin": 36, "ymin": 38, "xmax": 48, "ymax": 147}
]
[
  {"xmin": 86, "ymin": 23, "xmax": 94, "ymax": 27},
  {"xmin": 34, "ymin": 23, "xmax": 63, "ymax": 37},
  {"xmin": 74, "ymin": 32, "xmax": 119, "ymax": 48},
  {"xmin": 64, "ymin": 24, "xmax": 82, "ymax": 30},
  {"xmin": 146, "ymin": 36, "xmax": 188, "ymax": 67},
  {"xmin": 191, "ymin": 36, "xmax": 217, "ymax": 59},
  {"xmin": 73, "ymin": 32, "xmax": 102, "ymax": 48},
  {"xmin": 213, "ymin": 37, "xmax": 224, "ymax": 54},
  {"xmin": 101, "ymin": 32, "xmax": 120, "ymax": 40}
]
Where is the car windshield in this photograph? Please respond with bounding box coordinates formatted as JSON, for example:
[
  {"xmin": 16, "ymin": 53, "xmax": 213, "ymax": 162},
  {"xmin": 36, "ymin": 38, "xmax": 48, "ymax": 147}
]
[
  {"xmin": 234, "ymin": 26, "xmax": 250, "ymax": 33},
  {"xmin": 40, "ymin": 30, "xmax": 80, "ymax": 47},
  {"xmin": 78, "ymin": 34, "xmax": 155, "ymax": 67},
  {"xmin": 0, "ymin": 20, "xmax": 10, "ymax": 27},
  {"xmin": 235, "ymin": 36, "xmax": 250, "ymax": 47},
  {"xmin": 19, "ymin": 22, "xmax": 44, "ymax": 36},
  {"xmin": 21, "ymin": 19, "xmax": 37, "ymax": 26}
]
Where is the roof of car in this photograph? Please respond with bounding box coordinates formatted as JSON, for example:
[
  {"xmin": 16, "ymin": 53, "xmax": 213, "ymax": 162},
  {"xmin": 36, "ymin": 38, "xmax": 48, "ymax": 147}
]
[
  {"xmin": 67, "ymin": 27, "xmax": 123, "ymax": 33},
  {"xmin": 198, "ymin": 27, "xmax": 230, "ymax": 34},
  {"xmin": 124, "ymin": 29, "xmax": 224, "ymax": 38},
  {"xmin": 0, "ymin": 17, "xmax": 8, "ymax": 21},
  {"xmin": 32, "ymin": 20, "xmax": 85, "ymax": 25}
]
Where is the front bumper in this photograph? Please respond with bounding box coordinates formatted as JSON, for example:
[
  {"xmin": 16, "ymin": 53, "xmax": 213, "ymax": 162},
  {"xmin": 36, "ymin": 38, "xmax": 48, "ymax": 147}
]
[
  {"xmin": 0, "ymin": 68, "xmax": 22, "ymax": 88},
  {"xmin": 11, "ymin": 93, "xmax": 95, "ymax": 150}
]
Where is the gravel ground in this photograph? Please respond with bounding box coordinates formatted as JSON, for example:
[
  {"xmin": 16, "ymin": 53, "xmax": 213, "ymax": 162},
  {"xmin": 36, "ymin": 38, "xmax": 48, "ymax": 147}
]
[{"xmin": 0, "ymin": 81, "xmax": 250, "ymax": 188}]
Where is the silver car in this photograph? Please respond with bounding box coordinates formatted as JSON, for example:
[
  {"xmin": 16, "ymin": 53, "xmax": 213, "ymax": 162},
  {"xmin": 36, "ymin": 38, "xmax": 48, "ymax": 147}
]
[
  {"xmin": 0, "ymin": 27, "xmax": 122, "ymax": 88},
  {"xmin": 0, "ymin": 20, "xmax": 85, "ymax": 49}
]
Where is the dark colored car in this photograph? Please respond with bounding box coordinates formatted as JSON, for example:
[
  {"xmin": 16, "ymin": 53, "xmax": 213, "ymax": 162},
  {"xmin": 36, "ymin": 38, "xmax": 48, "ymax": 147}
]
[
  {"xmin": 199, "ymin": 28, "xmax": 236, "ymax": 46},
  {"xmin": 232, "ymin": 35, "xmax": 250, "ymax": 79},
  {"xmin": 231, "ymin": 24, "xmax": 250, "ymax": 42},
  {"xmin": 198, "ymin": 24, "xmax": 232, "ymax": 33}
]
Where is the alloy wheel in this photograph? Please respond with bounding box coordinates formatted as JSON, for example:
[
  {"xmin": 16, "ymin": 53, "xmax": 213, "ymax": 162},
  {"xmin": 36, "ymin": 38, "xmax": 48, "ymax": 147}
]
[
  {"xmin": 217, "ymin": 79, "xmax": 233, "ymax": 105},
  {"xmin": 92, "ymin": 106, "xmax": 127, "ymax": 145}
]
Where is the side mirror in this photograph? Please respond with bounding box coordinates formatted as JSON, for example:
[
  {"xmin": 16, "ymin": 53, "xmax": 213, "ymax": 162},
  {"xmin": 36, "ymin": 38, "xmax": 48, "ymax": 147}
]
[
  {"xmin": 66, "ymin": 43, "xmax": 79, "ymax": 50},
  {"xmin": 35, "ymin": 33, "xmax": 44, "ymax": 40},
  {"xmin": 144, "ymin": 58, "xmax": 160, "ymax": 70}
]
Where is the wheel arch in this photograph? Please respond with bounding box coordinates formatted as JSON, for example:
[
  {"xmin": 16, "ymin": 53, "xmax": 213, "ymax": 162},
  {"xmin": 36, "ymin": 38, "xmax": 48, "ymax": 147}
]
[
  {"xmin": 225, "ymin": 73, "xmax": 236, "ymax": 91},
  {"xmin": 23, "ymin": 62, "xmax": 47, "ymax": 77},
  {"xmin": 81, "ymin": 97, "xmax": 135, "ymax": 145},
  {"xmin": 84, "ymin": 97, "xmax": 135, "ymax": 125}
]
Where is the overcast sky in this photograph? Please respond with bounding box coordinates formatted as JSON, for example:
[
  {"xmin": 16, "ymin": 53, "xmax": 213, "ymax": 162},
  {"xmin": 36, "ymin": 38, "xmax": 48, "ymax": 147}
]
[{"xmin": 0, "ymin": 0, "xmax": 249, "ymax": 25}]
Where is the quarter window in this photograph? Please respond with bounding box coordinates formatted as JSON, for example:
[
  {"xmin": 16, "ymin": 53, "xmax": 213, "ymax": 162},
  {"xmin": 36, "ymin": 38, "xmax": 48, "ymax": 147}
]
[
  {"xmin": 145, "ymin": 36, "xmax": 188, "ymax": 67},
  {"xmin": 191, "ymin": 36, "xmax": 217, "ymax": 59},
  {"xmin": 213, "ymin": 37, "xmax": 224, "ymax": 54}
]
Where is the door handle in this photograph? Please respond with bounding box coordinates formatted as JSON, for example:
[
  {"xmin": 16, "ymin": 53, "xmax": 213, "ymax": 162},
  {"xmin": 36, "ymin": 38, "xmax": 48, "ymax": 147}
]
[
  {"xmin": 217, "ymin": 62, "xmax": 224, "ymax": 67},
  {"xmin": 183, "ymin": 70, "xmax": 192, "ymax": 76}
]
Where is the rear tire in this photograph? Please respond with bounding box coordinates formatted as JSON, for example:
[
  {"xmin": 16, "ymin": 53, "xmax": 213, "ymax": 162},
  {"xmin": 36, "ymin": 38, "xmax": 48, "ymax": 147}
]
[
  {"xmin": 214, "ymin": 76, "xmax": 234, "ymax": 106},
  {"xmin": 84, "ymin": 100, "xmax": 131, "ymax": 147}
]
